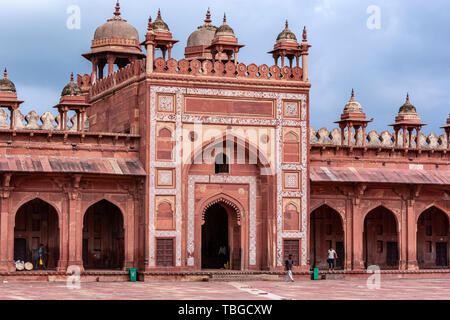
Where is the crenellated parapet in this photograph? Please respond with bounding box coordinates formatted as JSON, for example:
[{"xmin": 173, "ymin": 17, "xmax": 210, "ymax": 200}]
[
  {"xmin": 310, "ymin": 126, "xmax": 448, "ymax": 150},
  {"xmin": 89, "ymin": 59, "xmax": 145, "ymax": 97},
  {"xmin": 151, "ymin": 57, "xmax": 304, "ymax": 81},
  {"xmin": 0, "ymin": 109, "xmax": 89, "ymax": 132}
]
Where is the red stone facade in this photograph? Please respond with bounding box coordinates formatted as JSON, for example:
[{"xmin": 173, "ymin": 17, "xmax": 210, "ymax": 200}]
[{"xmin": 0, "ymin": 3, "xmax": 448, "ymax": 277}]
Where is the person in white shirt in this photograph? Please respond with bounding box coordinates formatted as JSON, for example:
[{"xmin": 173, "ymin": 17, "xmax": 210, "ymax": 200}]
[{"xmin": 327, "ymin": 247, "xmax": 338, "ymax": 271}]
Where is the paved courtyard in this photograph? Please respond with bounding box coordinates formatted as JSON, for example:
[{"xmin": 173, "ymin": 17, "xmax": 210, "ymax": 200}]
[{"xmin": 0, "ymin": 278, "xmax": 449, "ymax": 300}]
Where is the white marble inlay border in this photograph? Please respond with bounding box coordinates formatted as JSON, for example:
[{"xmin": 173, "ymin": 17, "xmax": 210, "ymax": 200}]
[{"xmin": 150, "ymin": 86, "xmax": 308, "ymax": 268}]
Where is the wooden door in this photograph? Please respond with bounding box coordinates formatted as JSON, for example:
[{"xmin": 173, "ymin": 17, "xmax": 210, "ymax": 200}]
[
  {"xmin": 436, "ymin": 242, "xmax": 448, "ymax": 266},
  {"xmin": 386, "ymin": 241, "xmax": 399, "ymax": 267},
  {"xmin": 14, "ymin": 238, "xmax": 26, "ymax": 261},
  {"xmin": 156, "ymin": 238, "xmax": 174, "ymax": 267},
  {"xmin": 283, "ymin": 240, "xmax": 299, "ymax": 266}
]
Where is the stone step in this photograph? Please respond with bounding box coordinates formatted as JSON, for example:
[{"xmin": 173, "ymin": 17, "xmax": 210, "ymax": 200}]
[
  {"xmin": 208, "ymin": 273, "xmax": 274, "ymax": 282},
  {"xmin": 322, "ymin": 273, "xmax": 345, "ymax": 280}
]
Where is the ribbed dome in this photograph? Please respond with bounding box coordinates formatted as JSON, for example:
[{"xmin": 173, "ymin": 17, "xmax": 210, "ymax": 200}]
[
  {"xmin": 187, "ymin": 9, "xmax": 217, "ymax": 47},
  {"xmin": 61, "ymin": 74, "xmax": 82, "ymax": 97},
  {"xmin": 214, "ymin": 14, "xmax": 235, "ymax": 38},
  {"xmin": 0, "ymin": 69, "xmax": 16, "ymax": 93},
  {"xmin": 343, "ymin": 89, "xmax": 363, "ymax": 113},
  {"xmin": 276, "ymin": 21, "xmax": 297, "ymax": 43},
  {"xmin": 398, "ymin": 94, "xmax": 417, "ymax": 114},
  {"xmin": 152, "ymin": 9, "xmax": 170, "ymax": 32},
  {"xmin": 93, "ymin": 2, "xmax": 139, "ymax": 41}
]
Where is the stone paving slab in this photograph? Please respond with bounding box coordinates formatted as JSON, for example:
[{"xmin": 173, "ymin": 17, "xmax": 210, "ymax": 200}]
[{"xmin": 0, "ymin": 278, "xmax": 449, "ymax": 300}]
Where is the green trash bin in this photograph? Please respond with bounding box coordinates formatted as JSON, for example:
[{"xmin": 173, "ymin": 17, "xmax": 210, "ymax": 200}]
[
  {"xmin": 310, "ymin": 267, "xmax": 319, "ymax": 280},
  {"xmin": 127, "ymin": 268, "xmax": 137, "ymax": 282}
]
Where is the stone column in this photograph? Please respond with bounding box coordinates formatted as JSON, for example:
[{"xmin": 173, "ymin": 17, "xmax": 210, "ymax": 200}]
[
  {"xmin": 107, "ymin": 55, "xmax": 115, "ymax": 76},
  {"xmin": 146, "ymin": 43, "xmax": 154, "ymax": 74},
  {"xmin": 67, "ymin": 192, "xmax": 84, "ymax": 271},
  {"xmin": 345, "ymin": 199, "xmax": 353, "ymax": 270},
  {"xmin": 399, "ymin": 199, "xmax": 408, "ymax": 270},
  {"xmin": 0, "ymin": 197, "xmax": 10, "ymax": 271},
  {"xmin": 301, "ymin": 52, "xmax": 309, "ymax": 82},
  {"xmin": 352, "ymin": 199, "xmax": 365, "ymax": 270},
  {"xmin": 406, "ymin": 200, "xmax": 418, "ymax": 269}
]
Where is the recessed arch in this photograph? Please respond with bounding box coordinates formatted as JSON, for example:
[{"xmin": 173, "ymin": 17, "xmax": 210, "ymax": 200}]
[
  {"xmin": 82, "ymin": 199, "xmax": 125, "ymax": 270},
  {"xmin": 199, "ymin": 193, "xmax": 245, "ymax": 226},
  {"xmin": 309, "ymin": 204, "xmax": 345, "ymax": 269},
  {"xmin": 363, "ymin": 205, "xmax": 399, "ymax": 269},
  {"xmin": 184, "ymin": 132, "xmax": 273, "ymax": 176},
  {"xmin": 14, "ymin": 198, "xmax": 60, "ymax": 270},
  {"xmin": 417, "ymin": 206, "xmax": 449, "ymax": 269}
]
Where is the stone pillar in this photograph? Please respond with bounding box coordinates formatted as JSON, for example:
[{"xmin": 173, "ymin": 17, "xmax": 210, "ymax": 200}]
[
  {"xmin": 0, "ymin": 197, "xmax": 10, "ymax": 271},
  {"xmin": 107, "ymin": 55, "xmax": 115, "ymax": 76},
  {"xmin": 301, "ymin": 52, "xmax": 309, "ymax": 82},
  {"xmin": 67, "ymin": 193, "xmax": 84, "ymax": 271},
  {"xmin": 146, "ymin": 43, "xmax": 154, "ymax": 74},
  {"xmin": 406, "ymin": 200, "xmax": 418, "ymax": 269},
  {"xmin": 352, "ymin": 199, "xmax": 365, "ymax": 270},
  {"xmin": 57, "ymin": 195, "xmax": 69, "ymax": 271},
  {"xmin": 399, "ymin": 199, "xmax": 408, "ymax": 270},
  {"xmin": 124, "ymin": 196, "xmax": 134, "ymax": 270},
  {"xmin": 344, "ymin": 199, "xmax": 353, "ymax": 270},
  {"xmin": 91, "ymin": 58, "xmax": 98, "ymax": 84}
]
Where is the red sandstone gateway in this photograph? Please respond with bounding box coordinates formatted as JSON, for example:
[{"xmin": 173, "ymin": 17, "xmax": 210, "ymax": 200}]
[{"xmin": 0, "ymin": 2, "xmax": 448, "ymax": 281}]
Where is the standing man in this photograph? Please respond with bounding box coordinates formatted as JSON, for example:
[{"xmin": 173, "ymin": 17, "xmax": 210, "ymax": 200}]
[
  {"xmin": 285, "ymin": 254, "xmax": 295, "ymax": 282},
  {"xmin": 327, "ymin": 246, "xmax": 338, "ymax": 271}
]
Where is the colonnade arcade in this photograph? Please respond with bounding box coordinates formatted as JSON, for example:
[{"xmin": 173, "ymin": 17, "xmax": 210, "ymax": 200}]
[{"xmin": 309, "ymin": 203, "xmax": 449, "ymax": 270}]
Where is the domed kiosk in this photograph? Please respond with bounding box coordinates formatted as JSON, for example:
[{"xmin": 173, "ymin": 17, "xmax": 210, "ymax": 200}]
[{"xmin": 82, "ymin": 1, "xmax": 145, "ymax": 82}]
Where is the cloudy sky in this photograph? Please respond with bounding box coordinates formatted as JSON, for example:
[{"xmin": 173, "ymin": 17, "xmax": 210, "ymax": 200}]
[{"xmin": 0, "ymin": 0, "xmax": 448, "ymax": 134}]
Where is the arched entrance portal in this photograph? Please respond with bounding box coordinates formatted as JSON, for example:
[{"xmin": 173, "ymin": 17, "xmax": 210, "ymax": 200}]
[
  {"xmin": 310, "ymin": 205, "xmax": 345, "ymax": 269},
  {"xmin": 201, "ymin": 202, "xmax": 241, "ymax": 270},
  {"xmin": 417, "ymin": 206, "xmax": 449, "ymax": 269},
  {"xmin": 363, "ymin": 206, "xmax": 399, "ymax": 269},
  {"xmin": 82, "ymin": 200, "xmax": 124, "ymax": 270},
  {"xmin": 14, "ymin": 199, "xmax": 60, "ymax": 270}
]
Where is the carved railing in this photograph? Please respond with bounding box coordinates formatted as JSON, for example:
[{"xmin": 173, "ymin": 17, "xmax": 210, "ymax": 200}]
[
  {"xmin": 0, "ymin": 109, "xmax": 89, "ymax": 132},
  {"xmin": 310, "ymin": 127, "xmax": 448, "ymax": 150},
  {"xmin": 90, "ymin": 59, "xmax": 145, "ymax": 96},
  {"xmin": 152, "ymin": 57, "xmax": 303, "ymax": 81}
]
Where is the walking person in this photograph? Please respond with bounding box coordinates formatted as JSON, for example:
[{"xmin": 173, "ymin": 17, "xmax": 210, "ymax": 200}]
[
  {"xmin": 285, "ymin": 254, "xmax": 295, "ymax": 282},
  {"xmin": 327, "ymin": 247, "xmax": 338, "ymax": 271}
]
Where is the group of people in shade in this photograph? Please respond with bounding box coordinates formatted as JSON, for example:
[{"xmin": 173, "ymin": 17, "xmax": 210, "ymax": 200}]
[
  {"xmin": 14, "ymin": 244, "xmax": 47, "ymax": 271},
  {"xmin": 285, "ymin": 247, "xmax": 338, "ymax": 282}
]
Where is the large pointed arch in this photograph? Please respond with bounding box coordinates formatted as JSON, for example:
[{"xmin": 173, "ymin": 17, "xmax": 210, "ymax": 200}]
[
  {"xmin": 82, "ymin": 199, "xmax": 125, "ymax": 270},
  {"xmin": 14, "ymin": 198, "xmax": 60, "ymax": 270},
  {"xmin": 363, "ymin": 205, "xmax": 399, "ymax": 269},
  {"xmin": 183, "ymin": 132, "xmax": 274, "ymax": 176}
]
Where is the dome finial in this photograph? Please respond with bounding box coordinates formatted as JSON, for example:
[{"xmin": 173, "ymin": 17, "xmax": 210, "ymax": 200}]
[
  {"xmin": 223, "ymin": 13, "xmax": 227, "ymax": 24},
  {"xmin": 148, "ymin": 16, "xmax": 153, "ymax": 31},
  {"xmin": 3, "ymin": 68, "xmax": 7, "ymax": 79},
  {"xmin": 351, "ymin": 88, "xmax": 354, "ymax": 99},
  {"xmin": 406, "ymin": 92, "xmax": 410, "ymax": 103},
  {"xmin": 114, "ymin": 1, "xmax": 120, "ymax": 16},
  {"xmin": 303, "ymin": 26, "xmax": 307, "ymax": 41},
  {"xmin": 157, "ymin": 8, "xmax": 162, "ymax": 19},
  {"xmin": 70, "ymin": 72, "xmax": 74, "ymax": 82},
  {"xmin": 285, "ymin": 20, "xmax": 289, "ymax": 29},
  {"xmin": 205, "ymin": 8, "xmax": 212, "ymax": 24}
]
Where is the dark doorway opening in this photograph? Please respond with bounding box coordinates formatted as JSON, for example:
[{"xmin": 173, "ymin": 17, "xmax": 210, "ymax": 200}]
[
  {"xmin": 363, "ymin": 206, "xmax": 399, "ymax": 269},
  {"xmin": 82, "ymin": 200, "xmax": 124, "ymax": 270},
  {"xmin": 202, "ymin": 203, "xmax": 229, "ymax": 269},
  {"xmin": 386, "ymin": 241, "xmax": 399, "ymax": 267},
  {"xmin": 417, "ymin": 207, "xmax": 449, "ymax": 269},
  {"xmin": 309, "ymin": 205, "xmax": 345, "ymax": 269},
  {"xmin": 14, "ymin": 199, "xmax": 60, "ymax": 269},
  {"xmin": 436, "ymin": 242, "xmax": 448, "ymax": 267}
]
